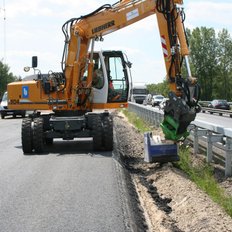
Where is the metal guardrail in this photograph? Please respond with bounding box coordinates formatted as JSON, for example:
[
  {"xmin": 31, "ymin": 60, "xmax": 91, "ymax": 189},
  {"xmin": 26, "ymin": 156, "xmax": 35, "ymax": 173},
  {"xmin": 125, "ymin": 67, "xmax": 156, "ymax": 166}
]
[
  {"xmin": 128, "ymin": 102, "xmax": 232, "ymax": 177},
  {"xmin": 201, "ymin": 107, "xmax": 232, "ymax": 117},
  {"xmin": 199, "ymin": 101, "xmax": 232, "ymax": 106}
]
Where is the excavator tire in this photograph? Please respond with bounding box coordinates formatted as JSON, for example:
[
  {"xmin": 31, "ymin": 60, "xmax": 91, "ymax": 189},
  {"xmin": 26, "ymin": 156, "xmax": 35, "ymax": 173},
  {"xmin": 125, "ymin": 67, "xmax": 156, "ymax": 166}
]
[
  {"xmin": 22, "ymin": 118, "xmax": 33, "ymax": 154},
  {"xmin": 33, "ymin": 117, "xmax": 44, "ymax": 153},
  {"xmin": 92, "ymin": 115, "xmax": 103, "ymax": 151},
  {"xmin": 45, "ymin": 138, "xmax": 53, "ymax": 145},
  {"xmin": 102, "ymin": 116, "xmax": 113, "ymax": 151}
]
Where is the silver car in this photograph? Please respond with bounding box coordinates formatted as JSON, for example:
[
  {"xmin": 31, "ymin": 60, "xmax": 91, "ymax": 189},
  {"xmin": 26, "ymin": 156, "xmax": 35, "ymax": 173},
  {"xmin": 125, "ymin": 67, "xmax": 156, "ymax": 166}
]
[
  {"xmin": 0, "ymin": 92, "xmax": 26, "ymax": 119},
  {"xmin": 152, "ymin": 95, "xmax": 164, "ymax": 107}
]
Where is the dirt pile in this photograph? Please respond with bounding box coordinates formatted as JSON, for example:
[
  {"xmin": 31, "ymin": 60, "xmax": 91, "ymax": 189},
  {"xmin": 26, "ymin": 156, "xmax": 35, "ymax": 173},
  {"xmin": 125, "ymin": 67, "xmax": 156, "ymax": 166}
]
[{"xmin": 113, "ymin": 111, "xmax": 232, "ymax": 232}]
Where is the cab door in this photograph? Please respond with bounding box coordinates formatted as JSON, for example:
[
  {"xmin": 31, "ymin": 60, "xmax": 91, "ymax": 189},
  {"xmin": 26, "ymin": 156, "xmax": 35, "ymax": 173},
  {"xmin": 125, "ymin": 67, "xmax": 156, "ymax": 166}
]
[
  {"xmin": 103, "ymin": 51, "xmax": 129, "ymax": 103},
  {"xmin": 92, "ymin": 51, "xmax": 129, "ymax": 104}
]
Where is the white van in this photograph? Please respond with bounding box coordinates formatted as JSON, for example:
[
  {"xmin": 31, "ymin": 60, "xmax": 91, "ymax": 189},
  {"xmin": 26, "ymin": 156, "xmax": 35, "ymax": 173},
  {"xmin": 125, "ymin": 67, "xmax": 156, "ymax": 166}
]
[{"xmin": 0, "ymin": 92, "xmax": 26, "ymax": 119}]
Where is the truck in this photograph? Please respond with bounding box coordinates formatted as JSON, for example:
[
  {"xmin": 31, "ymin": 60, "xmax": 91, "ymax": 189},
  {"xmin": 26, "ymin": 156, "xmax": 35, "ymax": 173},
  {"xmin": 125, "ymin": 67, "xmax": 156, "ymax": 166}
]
[{"xmin": 130, "ymin": 83, "xmax": 148, "ymax": 104}]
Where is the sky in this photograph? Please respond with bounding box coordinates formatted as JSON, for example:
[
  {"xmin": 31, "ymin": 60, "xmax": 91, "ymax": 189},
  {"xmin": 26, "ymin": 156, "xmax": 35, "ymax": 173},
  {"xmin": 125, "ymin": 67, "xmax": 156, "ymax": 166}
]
[{"xmin": 0, "ymin": 0, "xmax": 232, "ymax": 84}]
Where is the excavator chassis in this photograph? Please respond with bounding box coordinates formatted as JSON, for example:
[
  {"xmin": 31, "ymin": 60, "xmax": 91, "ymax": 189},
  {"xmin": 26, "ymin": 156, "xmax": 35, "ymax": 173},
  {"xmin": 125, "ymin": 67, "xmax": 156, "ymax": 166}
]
[{"xmin": 21, "ymin": 111, "xmax": 113, "ymax": 154}]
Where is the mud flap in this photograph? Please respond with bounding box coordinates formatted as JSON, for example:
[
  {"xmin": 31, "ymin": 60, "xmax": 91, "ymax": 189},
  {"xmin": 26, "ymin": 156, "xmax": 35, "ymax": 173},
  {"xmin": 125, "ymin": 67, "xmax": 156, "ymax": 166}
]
[{"xmin": 144, "ymin": 132, "xmax": 179, "ymax": 163}]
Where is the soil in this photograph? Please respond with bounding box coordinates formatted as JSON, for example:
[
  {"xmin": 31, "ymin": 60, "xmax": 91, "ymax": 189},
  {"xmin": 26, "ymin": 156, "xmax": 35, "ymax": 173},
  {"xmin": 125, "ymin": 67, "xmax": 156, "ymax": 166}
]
[{"xmin": 113, "ymin": 110, "xmax": 232, "ymax": 232}]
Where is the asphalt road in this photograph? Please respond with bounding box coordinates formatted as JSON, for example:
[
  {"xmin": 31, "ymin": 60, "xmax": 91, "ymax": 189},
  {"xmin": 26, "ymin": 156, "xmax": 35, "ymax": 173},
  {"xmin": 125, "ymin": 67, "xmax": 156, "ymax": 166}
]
[
  {"xmin": 0, "ymin": 117, "xmax": 137, "ymax": 232},
  {"xmin": 196, "ymin": 112, "xmax": 232, "ymax": 128},
  {"xmin": 151, "ymin": 105, "xmax": 232, "ymax": 128}
]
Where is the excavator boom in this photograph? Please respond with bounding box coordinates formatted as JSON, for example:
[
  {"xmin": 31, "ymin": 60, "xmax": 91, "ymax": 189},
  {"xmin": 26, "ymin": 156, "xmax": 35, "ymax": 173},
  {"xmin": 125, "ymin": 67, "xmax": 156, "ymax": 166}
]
[{"xmin": 60, "ymin": 0, "xmax": 201, "ymax": 140}]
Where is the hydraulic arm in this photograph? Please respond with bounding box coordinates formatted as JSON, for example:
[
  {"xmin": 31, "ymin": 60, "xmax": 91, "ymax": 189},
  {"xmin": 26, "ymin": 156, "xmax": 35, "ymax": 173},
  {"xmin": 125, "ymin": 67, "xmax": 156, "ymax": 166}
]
[{"xmin": 61, "ymin": 0, "xmax": 200, "ymax": 141}]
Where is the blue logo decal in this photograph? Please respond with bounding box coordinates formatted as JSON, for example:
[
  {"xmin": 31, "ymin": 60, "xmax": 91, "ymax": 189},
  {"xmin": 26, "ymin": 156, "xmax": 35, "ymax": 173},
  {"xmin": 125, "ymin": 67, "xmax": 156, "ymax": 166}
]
[{"xmin": 22, "ymin": 86, "xmax": 29, "ymax": 98}]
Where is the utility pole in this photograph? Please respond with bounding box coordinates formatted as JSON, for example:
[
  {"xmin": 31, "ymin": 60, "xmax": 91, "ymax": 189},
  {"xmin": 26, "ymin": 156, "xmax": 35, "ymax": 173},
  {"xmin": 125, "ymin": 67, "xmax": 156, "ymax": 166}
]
[{"xmin": 0, "ymin": 0, "xmax": 6, "ymax": 64}]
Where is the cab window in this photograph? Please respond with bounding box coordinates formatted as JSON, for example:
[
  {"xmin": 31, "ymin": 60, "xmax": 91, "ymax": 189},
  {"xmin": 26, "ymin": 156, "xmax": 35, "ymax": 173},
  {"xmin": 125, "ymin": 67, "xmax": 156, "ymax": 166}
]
[
  {"xmin": 92, "ymin": 54, "xmax": 104, "ymax": 89},
  {"xmin": 107, "ymin": 56, "xmax": 128, "ymax": 102}
]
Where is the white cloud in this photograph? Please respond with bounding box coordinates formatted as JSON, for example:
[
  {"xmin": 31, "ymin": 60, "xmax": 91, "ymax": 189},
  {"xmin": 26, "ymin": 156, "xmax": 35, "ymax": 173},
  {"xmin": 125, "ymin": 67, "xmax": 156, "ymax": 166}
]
[
  {"xmin": 6, "ymin": 1, "xmax": 43, "ymax": 18},
  {"xmin": 185, "ymin": 1, "xmax": 232, "ymax": 33},
  {"xmin": 2, "ymin": 0, "xmax": 232, "ymax": 84},
  {"xmin": 6, "ymin": 0, "xmax": 97, "ymax": 18}
]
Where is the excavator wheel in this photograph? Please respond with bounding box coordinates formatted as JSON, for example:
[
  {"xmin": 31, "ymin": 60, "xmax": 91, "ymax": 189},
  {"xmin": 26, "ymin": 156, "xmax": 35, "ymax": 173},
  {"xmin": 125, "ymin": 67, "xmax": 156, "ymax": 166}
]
[
  {"xmin": 33, "ymin": 117, "xmax": 44, "ymax": 153},
  {"xmin": 92, "ymin": 115, "xmax": 103, "ymax": 151},
  {"xmin": 102, "ymin": 116, "xmax": 113, "ymax": 151},
  {"xmin": 22, "ymin": 118, "xmax": 33, "ymax": 154},
  {"xmin": 45, "ymin": 138, "xmax": 53, "ymax": 145}
]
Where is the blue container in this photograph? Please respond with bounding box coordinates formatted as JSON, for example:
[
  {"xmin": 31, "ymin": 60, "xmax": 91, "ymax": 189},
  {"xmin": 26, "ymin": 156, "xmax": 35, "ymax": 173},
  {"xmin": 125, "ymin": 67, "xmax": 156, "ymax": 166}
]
[{"xmin": 144, "ymin": 132, "xmax": 179, "ymax": 163}]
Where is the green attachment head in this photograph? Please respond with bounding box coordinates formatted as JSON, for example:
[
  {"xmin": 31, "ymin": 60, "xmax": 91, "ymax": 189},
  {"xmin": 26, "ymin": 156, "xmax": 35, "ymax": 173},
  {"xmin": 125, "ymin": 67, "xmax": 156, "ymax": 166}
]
[{"xmin": 160, "ymin": 115, "xmax": 189, "ymax": 141}]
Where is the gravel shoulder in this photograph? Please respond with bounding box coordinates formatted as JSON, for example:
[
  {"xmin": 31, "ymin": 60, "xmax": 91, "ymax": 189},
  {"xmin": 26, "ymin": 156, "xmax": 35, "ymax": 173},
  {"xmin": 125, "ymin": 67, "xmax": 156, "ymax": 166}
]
[{"xmin": 113, "ymin": 111, "xmax": 232, "ymax": 232}]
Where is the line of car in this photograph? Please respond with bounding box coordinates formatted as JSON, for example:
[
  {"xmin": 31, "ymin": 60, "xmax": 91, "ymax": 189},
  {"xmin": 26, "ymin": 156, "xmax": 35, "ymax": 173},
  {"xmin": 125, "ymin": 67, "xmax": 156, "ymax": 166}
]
[
  {"xmin": 143, "ymin": 95, "xmax": 231, "ymax": 112},
  {"xmin": 208, "ymin": 99, "xmax": 230, "ymax": 110},
  {"xmin": 143, "ymin": 94, "xmax": 167, "ymax": 108}
]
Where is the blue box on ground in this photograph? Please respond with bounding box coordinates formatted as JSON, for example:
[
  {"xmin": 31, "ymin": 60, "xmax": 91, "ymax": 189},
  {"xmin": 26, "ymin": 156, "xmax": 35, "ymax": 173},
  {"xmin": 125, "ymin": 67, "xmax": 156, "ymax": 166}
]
[{"xmin": 144, "ymin": 132, "xmax": 179, "ymax": 163}]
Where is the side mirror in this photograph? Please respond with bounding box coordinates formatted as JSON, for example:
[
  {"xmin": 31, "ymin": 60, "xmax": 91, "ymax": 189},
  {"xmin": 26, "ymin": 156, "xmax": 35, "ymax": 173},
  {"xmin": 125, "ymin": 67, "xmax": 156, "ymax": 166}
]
[
  {"xmin": 32, "ymin": 56, "xmax": 38, "ymax": 68},
  {"xmin": 125, "ymin": 61, "xmax": 132, "ymax": 68}
]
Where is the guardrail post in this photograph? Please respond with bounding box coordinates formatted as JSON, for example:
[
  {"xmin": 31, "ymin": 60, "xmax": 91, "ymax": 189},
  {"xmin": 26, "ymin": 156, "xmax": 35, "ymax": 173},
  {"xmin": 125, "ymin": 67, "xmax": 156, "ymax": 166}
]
[
  {"xmin": 225, "ymin": 138, "xmax": 232, "ymax": 177},
  {"xmin": 193, "ymin": 127, "xmax": 198, "ymax": 155},
  {"xmin": 153, "ymin": 111, "xmax": 157, "ymax": 126},
  {"xmin": 148, "ymin": 110, "xmax": 152, "ymax": 124},
  {"xmin": 158, "ymin": 112, "xmax": 163, "ymax": 125},
  {"xmin": 193, "ymin": 127, "xmax": 207, "ymax": 155},
  {"xmin": 206, "ymin": 132, "xmax": 223, "ymax": 163},
  {"xmin": 153, "ymin": 111, "xmax": 157, "ymax": 127}
]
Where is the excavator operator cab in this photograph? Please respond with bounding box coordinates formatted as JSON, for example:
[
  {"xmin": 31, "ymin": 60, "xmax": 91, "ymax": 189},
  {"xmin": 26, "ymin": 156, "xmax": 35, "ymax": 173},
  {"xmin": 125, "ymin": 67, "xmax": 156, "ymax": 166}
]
[{"xmin": 91, "ymin": 50, "xmax": 130, "ymax": 105}]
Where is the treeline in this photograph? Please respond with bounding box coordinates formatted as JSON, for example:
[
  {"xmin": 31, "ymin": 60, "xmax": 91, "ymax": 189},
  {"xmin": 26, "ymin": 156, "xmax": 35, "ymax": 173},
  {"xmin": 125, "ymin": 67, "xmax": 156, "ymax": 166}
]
[
  {"xmin": 147, "ymin": 27, "xmax": 232, "ymax": 101},
  {"xmin": 1, "ymin": 27, "xmax": 232, "ymax": 101}
]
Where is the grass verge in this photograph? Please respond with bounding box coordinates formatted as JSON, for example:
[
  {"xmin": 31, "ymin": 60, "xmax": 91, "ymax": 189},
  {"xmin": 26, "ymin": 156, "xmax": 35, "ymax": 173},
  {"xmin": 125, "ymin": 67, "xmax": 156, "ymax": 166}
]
[
  {"xmin": 121, "ymin": 109, "xmax": 232, "ymax": 217},
  {"xmin": 176, "ymin": 147, "xmax": 232, "ymax": 217},
  {"xmin": 121, "ymin": 109, "xmax": 150, "ymax": 133}
]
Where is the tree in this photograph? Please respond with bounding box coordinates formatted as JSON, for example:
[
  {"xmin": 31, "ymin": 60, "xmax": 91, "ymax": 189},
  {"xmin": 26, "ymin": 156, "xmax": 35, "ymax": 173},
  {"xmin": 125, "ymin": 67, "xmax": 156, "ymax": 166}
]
[
  {"xmin": 148, "ymin": 27, "xmax": 232, "ymax": 102},
  {"xmin": 189, "ymin": 27, "xmax": 218, "ymax": 100},
  {"xmin": 216, "ymin": 29, "xmax": 232, "ymax": 101},
  {"xmin": 0, "ymin": 61, "xmax": 17, "ymax": 98},
  {"xmin": 188, "ymin": 27, "xmax": 232, "ymax": 101},
  {"xmin": 147, "ymin": 79, "xmax": 169, "ymax": 97}
]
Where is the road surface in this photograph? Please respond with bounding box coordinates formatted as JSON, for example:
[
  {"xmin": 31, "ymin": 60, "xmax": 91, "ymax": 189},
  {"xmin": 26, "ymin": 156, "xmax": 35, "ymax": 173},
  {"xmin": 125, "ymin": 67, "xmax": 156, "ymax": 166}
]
[{"xmin": 0, "ymin": 117, "xmax": 140, "ymax": 232}]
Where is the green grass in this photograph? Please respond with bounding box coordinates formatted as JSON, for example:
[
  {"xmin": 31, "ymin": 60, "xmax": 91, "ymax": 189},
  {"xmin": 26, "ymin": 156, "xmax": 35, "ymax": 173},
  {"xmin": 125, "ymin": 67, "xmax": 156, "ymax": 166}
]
[
  {"xmin": 121, "ymin": 109, "xmax": 150, "ymax": 133},
  {"xmin": 121, "ymin": 109, "xmax": 232, "ymax": 217},
  {"xmin": 176, "ymin": 147, "xmax": 232, "ymax": 217}
]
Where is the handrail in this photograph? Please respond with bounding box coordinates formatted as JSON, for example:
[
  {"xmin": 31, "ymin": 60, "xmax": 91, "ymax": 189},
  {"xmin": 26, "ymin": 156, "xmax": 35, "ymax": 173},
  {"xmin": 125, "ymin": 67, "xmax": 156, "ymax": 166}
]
[
  {"xmin": 201, "ymin": 107, "xmax": 232, "ymax": 117},
  {"xmin": 128, "ymin": 102, "xmax": 232, "ymax": 176},
  {"xmin": 199, "ymin": 101, "xmax": 232, "ymax": 106}
]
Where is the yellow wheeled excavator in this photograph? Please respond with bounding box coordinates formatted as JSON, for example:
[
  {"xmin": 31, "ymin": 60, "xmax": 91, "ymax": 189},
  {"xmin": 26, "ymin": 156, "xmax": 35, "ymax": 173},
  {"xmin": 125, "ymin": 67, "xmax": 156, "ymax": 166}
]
[{"xmin": 7, "ymin": 0, "xmax": 201, "ymax": 155}]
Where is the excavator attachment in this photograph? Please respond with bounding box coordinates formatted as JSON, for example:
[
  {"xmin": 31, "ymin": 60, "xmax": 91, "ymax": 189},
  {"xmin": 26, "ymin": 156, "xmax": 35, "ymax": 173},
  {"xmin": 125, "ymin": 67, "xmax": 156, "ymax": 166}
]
[
  {"xmin": 144, "ymin": 91, "xmax": 198, "ymax": 163},
  {"xmin": 160, "ymin": 91, "xmax": 197, "ymax": 141},
  {"xmin": 144, "ymin": 132, "xmax": 179, "ymax": 163},
  {"xmin": 160, "ymin": 115, "xmax": 190, "ymax": 141}
]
